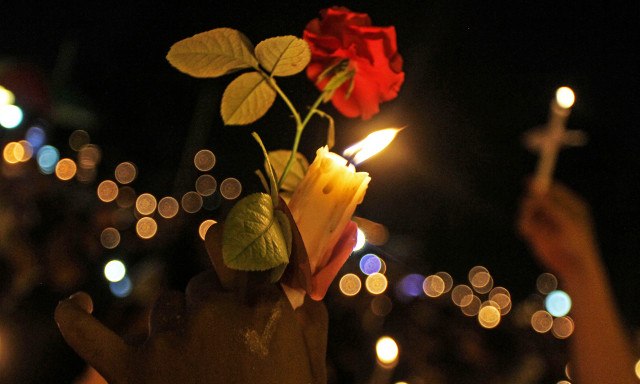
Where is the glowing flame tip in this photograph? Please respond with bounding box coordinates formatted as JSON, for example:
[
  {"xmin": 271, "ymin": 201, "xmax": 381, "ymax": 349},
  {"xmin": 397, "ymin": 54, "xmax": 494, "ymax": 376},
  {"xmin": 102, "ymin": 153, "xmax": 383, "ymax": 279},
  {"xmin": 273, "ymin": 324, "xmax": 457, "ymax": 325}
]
[{"xmin": 343, "ymin": 127, "xmax": 403, "ymax": 165}]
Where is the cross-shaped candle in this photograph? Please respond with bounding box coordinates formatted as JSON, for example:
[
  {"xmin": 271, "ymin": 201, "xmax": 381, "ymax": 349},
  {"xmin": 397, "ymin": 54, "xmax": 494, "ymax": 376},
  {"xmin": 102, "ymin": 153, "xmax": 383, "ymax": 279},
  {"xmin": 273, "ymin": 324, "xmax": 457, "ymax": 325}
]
[{"xmin": 525, "ymin": 87, "xmax": 586, "ymax": 193}]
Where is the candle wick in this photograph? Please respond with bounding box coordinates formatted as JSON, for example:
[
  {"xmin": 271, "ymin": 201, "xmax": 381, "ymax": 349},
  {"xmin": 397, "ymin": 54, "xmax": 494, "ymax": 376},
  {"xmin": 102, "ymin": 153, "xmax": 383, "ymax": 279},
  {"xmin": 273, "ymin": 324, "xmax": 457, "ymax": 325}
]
[{"xmin": 344, "ymin": 148, "xmax": 362, "ymax": 167}]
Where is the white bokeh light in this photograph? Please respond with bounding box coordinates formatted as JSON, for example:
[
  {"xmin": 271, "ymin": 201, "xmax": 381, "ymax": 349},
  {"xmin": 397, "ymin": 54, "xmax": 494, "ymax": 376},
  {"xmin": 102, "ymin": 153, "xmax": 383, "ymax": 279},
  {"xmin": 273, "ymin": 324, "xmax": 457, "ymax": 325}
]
[
  {"xmin": 353, "ymin": 227, "xmax": 366, "ymax": 251},
  {"xmin": 376, "ymin": 336, "xmax": 399, "ymax": 366},
  {"xmin": 0, "ymin": 104, "xmax": 23, "ymax": 129},
  {"xmin": 104, "ymin": 260, "xmax": 126, "ymax": 282}
]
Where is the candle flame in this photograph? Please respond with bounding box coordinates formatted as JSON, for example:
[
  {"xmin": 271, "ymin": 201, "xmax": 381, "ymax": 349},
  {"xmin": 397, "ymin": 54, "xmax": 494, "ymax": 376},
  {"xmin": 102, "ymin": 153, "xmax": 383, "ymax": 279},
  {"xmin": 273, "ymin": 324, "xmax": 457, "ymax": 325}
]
[
  {"xmin": 343, "ymin": 128, "xmax": 402, "ymax": 165},
  {"xmin": 555, "ymin": 87, "xmax": 575, "ymax": 109}
]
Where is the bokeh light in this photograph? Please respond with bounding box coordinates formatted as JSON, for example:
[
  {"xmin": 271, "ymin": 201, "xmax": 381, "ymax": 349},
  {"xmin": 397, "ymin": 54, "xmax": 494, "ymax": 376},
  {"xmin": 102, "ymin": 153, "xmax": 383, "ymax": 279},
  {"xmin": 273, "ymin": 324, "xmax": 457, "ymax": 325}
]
[
  {"xmin": 100, "ymin": 227, "xmax": 121, "ymax": 249},
  {"xmin": 536, "ymin": 273, "xmax": 558, "ymax": 295},
  {"xmin": 423, "ymin": 275, "xmax": 445, "ymax": 298},
  {"xmin": 194, "ymin": 149, "xmax": 216, "ymax": 171},
  {"xmin": 136, "ymin": 193, "xmax": 157, "ymax": 216},
  {"xmin": 545, "ymin": 290, "xmax": 572, "ymax": 317},
  {"xmin": 116, "ymin": 186, "xmax": 136, "ymax": 208},
  {"xmin": 158, "ymin": 196, "xmax": 180, "ymax": 218},
  {"xmin": 26, "ymin": 125, "xmax": 46, "ymax": 150},
  {"xmin": 398, "ymin": 274, "xmax": 424, "ymax": 297},
  {"xmin": 556, "ymin": 86, "xmax": 575, "ymax": 109},
  {"xmin": 104, "ymin": 260, "xmax": 126, "ymax": 282},
  {"xmin": 97, "ymin": 180, "xmax": 119, "ymax": 202},
  {"xmin": 76, "ymin": 165, "xmax": 97, "ymax": 184},
  {"xmin": 552, "ymin": 316, "xmax": 575, "ymax": 339},
  {"xmin": 181, "ymin": 191, "xmax": 203, "ymax": 213},
  {"xmin": 37, "ymin": 145, "xmax": 60, "ymax": 174},
  {"xmin": 376, "ymin": 336, "xmax": 399, "ymax": 366},
  {"xmin": 359, "ymin": 254, "xmax": 382, "ymax": 275},
  {"xmin": 565, "ymin": 364, "xmax": 573, "ymax": 381},
  {"xmin": 371, "ymin": 295, "xmax": 392, "ymax": 317},
  {"xmin": 68, "ymin": 130, "xmax": 90, "ymax": 151},
  {"xmin": 365, "ymin": 273, "xmax": 388, "ymax": 295},
  {"xmin": 3, "ymin": 142, "xmax": 23, "ymax": 164},
  {"xmin": 18, "ymin": 140, "xmax": 33, "ymax": 161},
  {"xmin": 353, "ymin": 227, "xmax": 366, "ymax": 251},
  {"xmin": 436, "ymin": 272, "xmax": 453, "ymax": 293},
  {"xmin": 55, "ymin": 158, "xmax": 77, "ymax": 180},
  {"xmin": 198, "ymin": 219, "xmax": 217, "ymax": 240},
  {"xmin": 115, "ymin": 161, "xmax": 137, "ymax": 184},
  {"xmin": 451, "ymin": 285, "xmax": 474, "ymax": 307},
  {"xmin": 635, "ymin": 360, "xmax": 640, "ymax": 380},
  {"xmin": 531, "ymin": 310, "xmax": 553, "ymax": 333},
  {"xmin": 109, "ymin": 275, "xmax": 132, "ymax": 298},
  {"xmin": 77, "ymin": 144, "xmax": 102, "ymax": 169},
  {"xmin": 0, "ymin": 85, "xmax": 15, "ymax": 106},
  {"xmin": 339, "ymin": 273, "xmax": 361, "ymax": 296},
  {"xmin": 469, "ymin": 266, "xmax": 493, "ymax": 294},
  {"xmin": 491, "ymin": 293, "xmax": 512, "ymax": 315},
  {"xmin": 195, "ymin": 174, "xmax": 217, "ymax": 196},
  {"xmin": 478, "ymin": 305, "xmax": 501, "ymax": 329},
  {"xmin": 220, "ymin": 178, "xmax": 242, "ymax": 200},
  {"xmin": 460, "ymin": 295, "xmax": 481, "ymax": 317},
  {"xmin": 136, "ymin": 217, "xmax": 158, "ymax": 239},
  {"xmin": 0, "ymin": 104, "xmax": 23, "ymax": 129}
]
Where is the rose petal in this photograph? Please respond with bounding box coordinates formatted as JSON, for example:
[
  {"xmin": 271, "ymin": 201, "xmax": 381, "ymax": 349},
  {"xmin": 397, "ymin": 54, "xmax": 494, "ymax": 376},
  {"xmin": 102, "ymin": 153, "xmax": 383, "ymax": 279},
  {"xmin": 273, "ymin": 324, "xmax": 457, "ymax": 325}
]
[{"xmin": 309, "ymin": 222, "xmax": 358, "ymax": 300}]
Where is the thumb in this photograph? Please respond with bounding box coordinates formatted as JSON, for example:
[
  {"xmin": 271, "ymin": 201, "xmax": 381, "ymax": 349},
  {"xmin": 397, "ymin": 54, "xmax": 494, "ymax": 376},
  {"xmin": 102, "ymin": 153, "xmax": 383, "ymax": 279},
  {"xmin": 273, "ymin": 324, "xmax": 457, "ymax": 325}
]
[{"xmin": 55, "ymin": 292, "xmax": 134, "ymax": 383}]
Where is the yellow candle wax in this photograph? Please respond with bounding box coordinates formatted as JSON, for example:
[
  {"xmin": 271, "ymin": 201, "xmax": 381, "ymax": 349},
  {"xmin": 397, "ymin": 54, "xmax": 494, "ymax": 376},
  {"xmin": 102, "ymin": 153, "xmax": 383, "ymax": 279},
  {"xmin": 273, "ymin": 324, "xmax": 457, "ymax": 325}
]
[{"xmin": 288, "ymin": 146, "xmax": 370, "ymax": 276}]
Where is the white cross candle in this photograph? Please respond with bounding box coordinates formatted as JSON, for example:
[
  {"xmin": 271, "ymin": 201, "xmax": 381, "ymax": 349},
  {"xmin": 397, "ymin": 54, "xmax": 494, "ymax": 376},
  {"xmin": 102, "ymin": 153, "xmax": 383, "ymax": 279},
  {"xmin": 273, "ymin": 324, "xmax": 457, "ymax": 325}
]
[{"xmin": 532, "ymin": 87, "xmax": 576, "ymax": 193}]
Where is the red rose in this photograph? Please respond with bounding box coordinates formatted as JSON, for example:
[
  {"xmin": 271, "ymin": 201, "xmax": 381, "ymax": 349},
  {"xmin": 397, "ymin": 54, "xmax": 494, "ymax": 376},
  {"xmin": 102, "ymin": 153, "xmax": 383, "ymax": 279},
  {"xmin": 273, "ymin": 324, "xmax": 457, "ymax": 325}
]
[{"xmin": 303, "ymin": 6, "xmax": 404, "ymax": 120}]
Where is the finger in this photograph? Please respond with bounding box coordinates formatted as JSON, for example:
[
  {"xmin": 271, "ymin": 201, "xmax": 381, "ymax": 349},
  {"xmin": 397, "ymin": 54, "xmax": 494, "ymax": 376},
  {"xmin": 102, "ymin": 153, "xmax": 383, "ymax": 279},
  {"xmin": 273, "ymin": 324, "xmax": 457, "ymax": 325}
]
[
  {"xmin": 185, "ymin": 269, "xmax": 224, "ymax": 310},
  {"xmin": 309, "ymin": 222, "xmax": 357, "ymax": 300},
  {"xmin": 149, "ymin": 290, "xmax": 186, "ymax": 335},
  {"xmin": 204, "ymin": 223, "xmax": 247, "ymax": 290},
  {"xmin": 55, "ymin": 292, "xmax": 134, "ymax": 383},
  {"xmin": 547, "ymin": 182, "xmax": 591, "ymax": 220}
]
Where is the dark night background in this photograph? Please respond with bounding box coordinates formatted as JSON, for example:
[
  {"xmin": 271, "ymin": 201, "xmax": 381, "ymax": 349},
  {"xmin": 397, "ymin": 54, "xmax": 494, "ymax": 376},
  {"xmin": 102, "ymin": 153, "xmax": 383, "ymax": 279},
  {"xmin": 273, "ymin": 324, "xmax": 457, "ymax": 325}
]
[{"xmin": 1, "ymin": 1, "xmax": 639, "ymax": 383}]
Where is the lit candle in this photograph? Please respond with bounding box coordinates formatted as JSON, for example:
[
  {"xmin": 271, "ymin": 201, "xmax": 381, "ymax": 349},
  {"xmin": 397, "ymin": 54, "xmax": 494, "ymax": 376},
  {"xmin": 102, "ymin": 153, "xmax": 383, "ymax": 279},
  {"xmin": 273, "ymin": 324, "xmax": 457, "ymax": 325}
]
[
  {"xmin": 282, "ymin": 128, "xmax": 400, "ymax": 308},
  {"xmin": 368, "ymin": 336, "xmax": 399, "ymax": 384},
  {"xmin": 283, "ymin": 146, "xmax": 370, "ymax": 308},
  {"xmin": 526, "ymin": 87, "xmax": 585, "ymax": 193}
]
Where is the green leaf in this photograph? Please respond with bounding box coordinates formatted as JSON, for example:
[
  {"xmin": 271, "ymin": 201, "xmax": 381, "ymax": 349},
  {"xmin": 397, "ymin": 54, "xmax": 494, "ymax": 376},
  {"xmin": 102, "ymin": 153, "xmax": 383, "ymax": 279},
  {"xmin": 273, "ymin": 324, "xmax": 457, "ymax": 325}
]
[
  {"xmin": 221, "ymin": 72, "xmax": 276, "ymax": 125},
  {"xmin": 270, "ymin": 209, "xmax": 292, "ymax": 283},
  {"xmin": 255, "ymin": 36, "xmax": 311, "ymax": 77},
  {"xmin": 222, "ymin": 193, "xmax": 290, "ymax": 271},
  {"xmin": 267, "ymin": 150, "xmax": 309, "ymax": 192},
  {"xmin": 275, "ymin": 209, "xmax": 292, "ymax": 256},
  {"xmin": 166, "ymin": 28, "xmax": 259, "ymax": 78}
]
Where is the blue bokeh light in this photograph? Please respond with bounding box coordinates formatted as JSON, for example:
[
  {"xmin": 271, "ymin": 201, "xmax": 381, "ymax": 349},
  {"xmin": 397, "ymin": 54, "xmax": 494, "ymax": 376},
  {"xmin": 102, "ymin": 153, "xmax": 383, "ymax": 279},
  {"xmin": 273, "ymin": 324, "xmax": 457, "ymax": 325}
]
[
  {"xmin": 109, "ymin": 275, "xmax": 132, "ymax": 298},
  {"xmin": 545, "ymin": 290, "xmax": 572, "ymax": 317},
  {"xmin": 399, "ymin": 274, "xmax": 425, "ymax": 297},
  {"xmin": 26, "ymin": 126, "xmax": 46, "ymax": 150},
  {"xmin": 359, "ymin": 254, "xmax": 382, "ymax": 275},
  {"xmin": 37, "ymin": 145, "xmax": 59, "ymax": 174}
]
